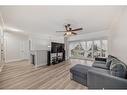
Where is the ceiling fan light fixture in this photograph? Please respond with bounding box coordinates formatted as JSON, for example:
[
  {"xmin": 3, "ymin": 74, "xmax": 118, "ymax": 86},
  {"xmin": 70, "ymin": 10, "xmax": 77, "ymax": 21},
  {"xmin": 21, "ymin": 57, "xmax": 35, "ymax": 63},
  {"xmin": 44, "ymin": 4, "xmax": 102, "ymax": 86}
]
[
  {"xmin": 66, "ymin": 32, "xmax": 72, "ymax": 35},
  {"xmin": 64, "ymin": 32, "xmax": 72, "ymax": 36},
  {"xmin": 56, "ymin": 24, "xmax": 83, "ymax": 36}
]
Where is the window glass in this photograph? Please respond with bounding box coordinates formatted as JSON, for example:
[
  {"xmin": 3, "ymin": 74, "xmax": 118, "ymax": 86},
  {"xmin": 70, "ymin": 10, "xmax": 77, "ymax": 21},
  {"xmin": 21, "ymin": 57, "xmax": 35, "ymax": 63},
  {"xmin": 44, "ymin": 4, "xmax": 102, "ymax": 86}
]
[
  {"xmin": 102, "ymin": 40, "xmax": 108, "ymax": 57},
  {"xmin": 93, "ymin": 40, "xmax": 101, "ymax": 58},
  {"xmin": 70, "ymin": 42, "xmax": 85, "ymax": 58},
  {"xmin": 69, "ymin": 39, "xmax": 108, "ymax": 59},
  {"xmin": 86, "ymin": 41, "xmax": 93, "ymax": 59}
]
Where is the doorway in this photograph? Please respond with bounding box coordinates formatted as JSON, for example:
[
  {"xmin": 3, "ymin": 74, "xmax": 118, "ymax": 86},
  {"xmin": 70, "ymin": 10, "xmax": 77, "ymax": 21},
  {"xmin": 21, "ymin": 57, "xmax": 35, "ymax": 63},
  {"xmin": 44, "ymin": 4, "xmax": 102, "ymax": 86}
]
[{"xmin": 0, "ymin": 14, "xmax": 5, "ymax": 71}]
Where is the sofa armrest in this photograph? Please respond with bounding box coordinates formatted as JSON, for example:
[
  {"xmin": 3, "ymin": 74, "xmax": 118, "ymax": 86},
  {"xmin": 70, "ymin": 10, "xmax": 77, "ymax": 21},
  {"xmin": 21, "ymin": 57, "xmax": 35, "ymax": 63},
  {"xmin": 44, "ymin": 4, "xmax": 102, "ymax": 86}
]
[
  {"xmin": 87, "ymin": 69, "xmax": 127, "ymax": 89},
  {"xmin": 92, "ymin": 58, "xmax": 108, "ymax": 69},
  {"xmin": 95, "ymin": 57, "xmax": 107, "ymax": 62}
]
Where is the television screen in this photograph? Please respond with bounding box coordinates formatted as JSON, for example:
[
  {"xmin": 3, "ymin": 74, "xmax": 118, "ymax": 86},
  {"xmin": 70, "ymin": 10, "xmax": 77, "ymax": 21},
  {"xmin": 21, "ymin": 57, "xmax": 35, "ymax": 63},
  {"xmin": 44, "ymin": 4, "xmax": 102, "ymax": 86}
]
[{"xmin": 51, "ymin": 42, "xmax": 64, "ymax": 53}]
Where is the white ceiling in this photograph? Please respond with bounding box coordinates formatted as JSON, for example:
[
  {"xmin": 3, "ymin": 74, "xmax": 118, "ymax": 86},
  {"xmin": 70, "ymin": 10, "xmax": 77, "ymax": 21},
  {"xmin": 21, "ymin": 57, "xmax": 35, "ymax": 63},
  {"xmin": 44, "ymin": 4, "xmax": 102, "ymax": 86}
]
[{"xmin": 0, "ymin": 6, "xmax": 123, "ymax": 36}]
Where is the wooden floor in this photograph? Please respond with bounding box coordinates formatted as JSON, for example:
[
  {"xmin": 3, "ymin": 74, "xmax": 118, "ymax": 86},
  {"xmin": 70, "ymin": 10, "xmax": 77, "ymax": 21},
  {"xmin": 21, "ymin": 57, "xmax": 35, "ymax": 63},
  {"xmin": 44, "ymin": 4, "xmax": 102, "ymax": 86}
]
[{"xmin": 0, "ymin": 59, "xmax": 89, "ymax": 89}]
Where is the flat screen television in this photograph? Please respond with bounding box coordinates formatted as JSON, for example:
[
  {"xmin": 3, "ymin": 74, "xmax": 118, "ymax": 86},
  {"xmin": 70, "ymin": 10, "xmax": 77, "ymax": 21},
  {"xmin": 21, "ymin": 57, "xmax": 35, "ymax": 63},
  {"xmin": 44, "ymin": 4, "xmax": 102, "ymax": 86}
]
[{"xmin": 51, "ymin": 42, "xmax": 64, "ymax": 53}]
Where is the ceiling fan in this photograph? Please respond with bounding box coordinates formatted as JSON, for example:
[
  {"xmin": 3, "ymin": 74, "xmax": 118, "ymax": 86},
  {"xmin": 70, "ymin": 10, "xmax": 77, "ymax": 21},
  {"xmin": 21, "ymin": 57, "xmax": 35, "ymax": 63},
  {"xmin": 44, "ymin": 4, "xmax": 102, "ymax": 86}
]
[{"xmin": 56, "ymin": 24, "xmax": 83, "ymax": 36}]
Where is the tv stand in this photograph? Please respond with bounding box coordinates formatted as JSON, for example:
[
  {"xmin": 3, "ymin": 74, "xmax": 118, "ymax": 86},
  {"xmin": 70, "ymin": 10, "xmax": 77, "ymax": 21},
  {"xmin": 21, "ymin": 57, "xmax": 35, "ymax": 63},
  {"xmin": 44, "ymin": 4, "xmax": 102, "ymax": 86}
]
[{"xmin": 47, "ymin": 50, "xmax": 65, "ymax": 66}]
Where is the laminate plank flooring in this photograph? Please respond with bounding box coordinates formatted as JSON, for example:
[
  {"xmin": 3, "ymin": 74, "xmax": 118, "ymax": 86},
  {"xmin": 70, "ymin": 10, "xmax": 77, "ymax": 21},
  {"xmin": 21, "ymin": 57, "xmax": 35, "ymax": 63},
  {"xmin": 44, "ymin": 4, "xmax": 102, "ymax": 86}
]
[{"xmin": 0, "ymin": 59, "xmax": 89, "ymax": 89}]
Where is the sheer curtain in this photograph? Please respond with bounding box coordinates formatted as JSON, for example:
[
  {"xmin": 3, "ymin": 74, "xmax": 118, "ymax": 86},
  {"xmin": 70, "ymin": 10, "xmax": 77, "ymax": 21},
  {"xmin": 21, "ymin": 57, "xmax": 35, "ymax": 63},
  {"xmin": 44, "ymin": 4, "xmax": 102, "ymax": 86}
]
[
  {"xmin": 69, "ymin": 42, "xmax": 79, "ymax": 57},
  {"xmin": 80, "ymin": 41, "xmax": 86, "ymax": 50}
]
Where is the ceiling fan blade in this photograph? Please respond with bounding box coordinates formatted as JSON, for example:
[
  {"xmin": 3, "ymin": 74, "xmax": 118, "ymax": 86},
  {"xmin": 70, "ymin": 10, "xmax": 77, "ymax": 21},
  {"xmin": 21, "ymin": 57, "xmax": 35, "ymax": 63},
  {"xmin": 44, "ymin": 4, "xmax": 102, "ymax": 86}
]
[
  {"xmin": 69, "ymin": 28, "xmax": 72, "ymax": 31},
  {"xmin": 71, "ymin": 28, "xmax": 83, "ymax": 31},
  {"xmin": 56, "ymin": 31, "xmax": 67, "ymax": 32},
  {"xmin": 67, "ymin": 24, "xmax": 71, "ymax": 27},
  {"xmin": 72, "ymin": 32, "xmax": 77, "ymax": 35},
  {"xmin": 65, "ymin": 25, "xmax": 68, "ymax": 31}
]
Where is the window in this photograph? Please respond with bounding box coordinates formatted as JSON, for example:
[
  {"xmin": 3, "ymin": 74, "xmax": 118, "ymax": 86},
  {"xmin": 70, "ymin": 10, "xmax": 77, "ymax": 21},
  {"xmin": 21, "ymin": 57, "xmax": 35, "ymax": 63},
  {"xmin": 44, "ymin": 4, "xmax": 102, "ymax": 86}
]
[
  {"xmin": 69, "ymin": 39, "xmax": 108, "ymax": 59},
  {"xmin": 93, "ymin": 40, "xmax": 101, "ymax": 58},
  {"xmin": 101, "ymin": 40, "xmax": 108, "ymax": 57},
  {"xmin": 69, "ymin": 42, "xmax": 85, "ymax": 58},
  {"xmin": 86, "ymin": 41, "xmax": 93, "ymax": 59}
]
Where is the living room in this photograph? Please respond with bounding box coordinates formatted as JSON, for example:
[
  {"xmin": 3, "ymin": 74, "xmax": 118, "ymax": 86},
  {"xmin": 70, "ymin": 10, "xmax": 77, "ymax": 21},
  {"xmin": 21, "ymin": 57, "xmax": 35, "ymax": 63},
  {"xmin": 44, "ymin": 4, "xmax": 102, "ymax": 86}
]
[{"xmin": 0, "ymin": 5, "xmax": 127, "ymax": 90}]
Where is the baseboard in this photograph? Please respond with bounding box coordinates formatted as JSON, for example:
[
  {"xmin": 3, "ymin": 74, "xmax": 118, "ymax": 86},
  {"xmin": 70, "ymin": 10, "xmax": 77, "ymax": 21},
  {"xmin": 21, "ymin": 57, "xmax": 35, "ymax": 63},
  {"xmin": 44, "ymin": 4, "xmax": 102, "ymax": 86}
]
[{"xmin": 34, "ymin": 63, "xmax": 47, "ymax": 68}]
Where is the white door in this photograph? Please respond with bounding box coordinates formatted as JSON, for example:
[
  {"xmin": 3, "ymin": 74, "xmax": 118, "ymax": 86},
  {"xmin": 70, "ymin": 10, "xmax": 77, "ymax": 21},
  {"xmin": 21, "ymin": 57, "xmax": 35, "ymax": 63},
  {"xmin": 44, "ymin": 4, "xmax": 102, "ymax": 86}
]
[
  {"xmin": 0, "ymin": 31, "xmax": 5, "ymax": 64},
  {"xmin": 20, "ymin": 40, "xmax": 29, "ymax": 60},
  {"xmin": 0, "ymin": 15, "xmax": 5, "ymax": 64},
  {"xmin": 0, "ymin": 39, "xmax": 4, "ymax": 63},
  {"xmin": 0, "ymin": 15, "xmax": 5, "ymax": 72},
  {"xmin": 0, "ymin": 39, "xmax": 1, "ymax": 63},
  {"xmin": 0, "ymin": 28, "xmax": 5, "ymax": 65}
]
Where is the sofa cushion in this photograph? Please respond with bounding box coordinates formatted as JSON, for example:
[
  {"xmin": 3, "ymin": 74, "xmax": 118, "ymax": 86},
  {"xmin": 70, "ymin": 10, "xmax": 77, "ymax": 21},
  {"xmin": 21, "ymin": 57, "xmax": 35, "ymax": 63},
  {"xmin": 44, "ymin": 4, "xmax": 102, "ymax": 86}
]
[
  {"xmin": 70, "ymin": 64, "xmax": 91, "ymax": 78},
  {"xmin": 94, "ymin": 61, "xmax": 106, "ymax": 64},
  {"xmin": 106, "ymin": 59, "xmax": 112, "ymax": 69},
  {"xmin": 106, "ymin": 55, "xmax": 118, "ymax": 66},
  {"xmin": 110, "ymin": 58, "xmax": 121, "ymax": 70},
  {"xmin": 92, "ymin": 63, "xmax": 108, "ymax": 70},
  {"xmin": 108, "ymin": 55, "xmax": 119, "ymax": 60},
  {"xmin": 88, "ymin": 67, "xmax": 127, "ymax": 89},
  {"xmin": 110, "ymin": 60, "xmax": 127, "ymax": 78}
]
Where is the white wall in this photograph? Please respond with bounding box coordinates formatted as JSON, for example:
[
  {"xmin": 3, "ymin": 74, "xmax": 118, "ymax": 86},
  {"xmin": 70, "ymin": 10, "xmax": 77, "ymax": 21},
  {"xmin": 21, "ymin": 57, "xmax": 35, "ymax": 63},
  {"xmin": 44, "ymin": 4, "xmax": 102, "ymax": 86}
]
[
  {"xmin": 29, "ymin": 33, "xmax": 64, "ymax": 51},
  {"xmin": 110, "ymin": 7, "xmax": 127, "ymax": 63},
  {"xmin": 4, "ymin": 32, "xmax": 29, "ymax": 63},
  {"xmin": 3, "ymin": 31, "xmax": 64, "ymax": 63}
]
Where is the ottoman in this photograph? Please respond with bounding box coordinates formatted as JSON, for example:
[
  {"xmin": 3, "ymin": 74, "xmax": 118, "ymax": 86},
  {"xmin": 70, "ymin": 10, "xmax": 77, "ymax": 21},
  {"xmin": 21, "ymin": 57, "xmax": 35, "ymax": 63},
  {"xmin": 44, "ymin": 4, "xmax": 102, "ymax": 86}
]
[{"xmin": 70, "ymin": 64, "xmax": 91, "ymax": 86}]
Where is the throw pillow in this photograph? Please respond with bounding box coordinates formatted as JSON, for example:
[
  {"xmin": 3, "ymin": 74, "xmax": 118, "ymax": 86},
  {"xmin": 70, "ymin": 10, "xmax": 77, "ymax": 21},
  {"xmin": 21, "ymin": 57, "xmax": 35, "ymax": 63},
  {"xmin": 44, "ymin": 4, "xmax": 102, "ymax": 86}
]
[
  {"xmin": 110, "ymin": 61, "xmax": 127, "ymax": 78},
  {"xmin": 106, "ymin": 58, "xmax": 112, "ymax": 69},
  {"xmin": 109, "ymin": 58, "xmax": 120, "ymax": 70}
]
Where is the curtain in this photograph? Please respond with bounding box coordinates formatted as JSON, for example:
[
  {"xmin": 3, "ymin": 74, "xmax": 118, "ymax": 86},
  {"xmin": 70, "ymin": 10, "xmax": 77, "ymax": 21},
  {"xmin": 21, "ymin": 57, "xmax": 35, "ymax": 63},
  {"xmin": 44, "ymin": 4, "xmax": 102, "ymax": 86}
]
[
  {"xmin": 80, "ymin": 42, "xmax": 86, "ymax": 50},
  {"xmin": 69, "ymin": 42, "xmax": 79, "ymax": 57}
]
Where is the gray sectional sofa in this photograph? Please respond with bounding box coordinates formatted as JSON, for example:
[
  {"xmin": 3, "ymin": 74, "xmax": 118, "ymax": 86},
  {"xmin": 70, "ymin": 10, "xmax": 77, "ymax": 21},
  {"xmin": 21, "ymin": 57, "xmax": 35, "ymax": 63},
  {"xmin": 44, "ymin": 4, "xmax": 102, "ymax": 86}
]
[{"xmin": 70, "ymin": 55, "xmax": 127, "ymax": 89}]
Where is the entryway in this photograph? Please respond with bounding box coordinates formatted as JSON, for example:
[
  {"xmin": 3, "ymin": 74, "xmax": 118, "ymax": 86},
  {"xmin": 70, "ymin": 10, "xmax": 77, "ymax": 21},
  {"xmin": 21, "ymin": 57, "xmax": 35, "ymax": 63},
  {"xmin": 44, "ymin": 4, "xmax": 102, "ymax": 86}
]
[{"xmin": 0, "ymin": 14, "xmax": 5, "ymax": 72}]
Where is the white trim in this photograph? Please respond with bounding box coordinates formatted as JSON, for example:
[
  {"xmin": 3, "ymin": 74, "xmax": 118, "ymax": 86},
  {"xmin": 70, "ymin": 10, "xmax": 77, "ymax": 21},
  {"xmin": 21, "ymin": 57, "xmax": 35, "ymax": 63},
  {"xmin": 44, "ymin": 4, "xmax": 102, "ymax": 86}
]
[
  {"xmin": 0, "ymin": 13, "xmax": 5, "ymax": 64},
  {"xmin": 34, "ymin": 63, "xmax": 46, "ymax": 68}
]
